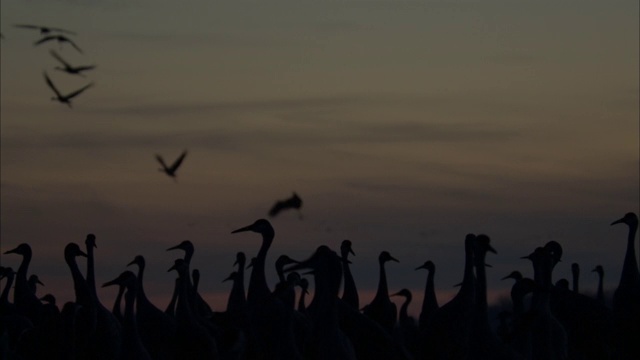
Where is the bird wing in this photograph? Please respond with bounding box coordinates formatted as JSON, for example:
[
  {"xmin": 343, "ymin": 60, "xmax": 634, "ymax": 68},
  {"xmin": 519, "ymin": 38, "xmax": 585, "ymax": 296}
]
[
  {"xmin": 49, "ymin": 49, "xmax": 71, "ymax": 68},
  {"xmin": 75, "ymin": 65, "xmax": 97, "ymax": 72},
  {"xmin": 43, "ymin": 72, "xmax": 63, "ymax": 98},
  {"xmin": 169, "ymin": 150, "xmax": 188, "ymax": 172},
  {"xmin": 14, "ymin": 24, "xmax": 41, "ymax": 30},
  {"xmin": 268, "ymin": 193, "xmax": 303, "ymax": 217},
  {"xmin": 34, "ymin": 35, "xmax": 56, "ymax": 46},
  {"xmin": 268, "ymin": 200, "xmax": 286, "ymax": 217},
  {"xmin": 48, "ymin": 27, "xmax": 76, "ymax": 35},
  {"xmin": 64, "ymin": 37, "xmax": 83, "ymax": 53},
  {"xmin": 155, "ymin": 155, "xmax": 169, "ymax": 170},
  {"xmin": 65, "ymin": 83, "xmax": 93, "ymax": 100}
]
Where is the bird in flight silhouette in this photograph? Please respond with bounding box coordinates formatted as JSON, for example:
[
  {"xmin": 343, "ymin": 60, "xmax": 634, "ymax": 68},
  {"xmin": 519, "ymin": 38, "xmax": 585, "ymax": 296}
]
[
  {"xmin": 268, "ymin": 192, "xmax": 303, "ymax": 217},
  {"xmin": 34, "ymin": 35, "xmax": 82, "ymax": 53},
  {"xmin": 44, "ymin": 72, "xmax": 93, "ymax": 107},
  {"xmin": 50, "ymin": 50, "xmax": 96, "ymax": 76},
  {"xmin": 14, "ymin": 24, "xmax": 76, "ymax": 35},
  {"xmin": 156, "ymin": 150, "xmax": 188, "ymax": 180}
]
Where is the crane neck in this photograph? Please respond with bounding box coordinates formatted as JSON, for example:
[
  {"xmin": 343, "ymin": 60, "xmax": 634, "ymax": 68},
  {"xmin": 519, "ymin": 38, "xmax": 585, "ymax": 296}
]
[
  {"xmin": 375, "ymin": 260, "xmax": 389, "ymax": 300},
  {"xmin": 621, "ymin": 223, "xmax": 639, "ymax": 286}
]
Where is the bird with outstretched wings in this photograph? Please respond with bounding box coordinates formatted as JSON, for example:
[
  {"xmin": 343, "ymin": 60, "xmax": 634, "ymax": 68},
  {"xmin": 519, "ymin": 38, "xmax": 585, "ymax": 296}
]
[
  {"xmin": 156, "ymin": 150, "xmax": 188, "ymax": 180},
  {"xmin": 269, "ymin": 192, "xmax": 303, "ymax": 217}
]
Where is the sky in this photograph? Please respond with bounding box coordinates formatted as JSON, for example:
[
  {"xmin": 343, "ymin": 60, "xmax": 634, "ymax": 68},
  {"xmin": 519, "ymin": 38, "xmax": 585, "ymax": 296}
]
[{"xmin": 1, "ymin": 0, "xmax": 638, "ymax": 317}]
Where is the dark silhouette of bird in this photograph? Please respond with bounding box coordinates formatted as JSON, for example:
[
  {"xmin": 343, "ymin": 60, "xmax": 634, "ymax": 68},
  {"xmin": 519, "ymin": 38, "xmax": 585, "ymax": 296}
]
[
  {"xmin": 522, "ymin": 246, "xmax": 568, "ymax": 360},
  {"xmin": 610, "ymin": 212, "xmax": 640, "ymax": 360},
  {"xmin": 571, "ymin": 262, "xmax": 580, "ymax": 293},
  {"xmin": 168, "ymin": 259, "xmax": 219, "ymax": 360},
  {"xmin": 415, "ymin": 260, "xmax": 438, "ymax": 332},
  {"xmin": 231, "ymin": 219, "xmax": 275, "ymax": 306},
  {"xmin": 420, "ymin": 234, "xmax": 476, "ymax": 360},
  {"xmin": 156, "ymin": 150, "xmax": 187, "ymax": 180},
  {"xmin": 14, "ymin": 24, "xmax": 76, "ymax": 35},
  {"xmin": 3, "ymin": 244, "xmax": 44, "ymax": 326},
  {"xmin": 34, "ymin": 34, "xmax": 82, "ymax": 52},
  {"xmin": 340, "ymin": 240, "xmax": 359, "ymax": 309},
  {"xmin": 285, "ymin": 245, "xmax": 358, "ymax": 359},
  {"xmin": 127, "ymin": 255, "xmax": 177, "ymax": 360},
  {"xmin": 390, "ymin": 289, "xmax": 419, "ymax": 356},
  {"xmin": 592, "ymin": 265, "xmax": 605, "ymax": 304},
  {"xmin": 102, "ymin": 271, "xmax": 152, "ymax": 360},
  {"xmin": 43, "ymin": 72, "xmax": 93, "ymax": 107},
  {"xmin": 362, "ymin": 251, "xmax": 399, "ymax": 334},
  {"xmin": 268, "ymin": 192, "xmax": 303, "ymax": 217},
  {"xmin": 50, "ymin": 50, "xmax": 96, "ymax": 76},
  {"xmin": 27, "ymin": 275, "xmax": 44, "ymax": 296},
  {"xmin": 84, "ymin": 234, "xmax": 123, "ymax": 360}
]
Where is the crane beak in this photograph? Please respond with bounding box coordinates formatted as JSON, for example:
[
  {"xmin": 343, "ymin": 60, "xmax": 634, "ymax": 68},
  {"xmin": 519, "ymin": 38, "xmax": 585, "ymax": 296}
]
[
  {"xmin": 231, "ymin": 224, "xmax": 253, "ymax": 234},
  {"xmin": 37, "ymin": 279, "xmax": 45, "ymax": 286},
  {"xmin": 487, "ymin": 245, "xmax": 497, "ymax": 254},
  {"xmin": 390, "ymin": 256, "xmax": 399, "ymax": 263},
  {"xmin": 222, "ymin": 274, "xmax": 233, "ymax": 283},
  {"xmin": 349, "ymin": 248, "xmax": 356, "ymax": 256},
  {"xmin": 127, "ymin": 259, "xmax": 136, "ymax": 267},
  {"xmin": 610, "ymin": 217, "xmax": 625, "ymax": 226},
  {"xmin": 77, "ymin": 250, "xmax": 88, "ymax": 258}
]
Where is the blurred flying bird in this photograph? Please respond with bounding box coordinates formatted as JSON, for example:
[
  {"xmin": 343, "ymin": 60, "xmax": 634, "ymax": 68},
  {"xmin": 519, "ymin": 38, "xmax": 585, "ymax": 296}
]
[
  {"xmin": 268, "ymin": 192, "xmax": 302, "ymax": 217},
  {"xmin": 44, "ymin": 72, "xmax": 93, "ymax": 107},
  {"xmin": 50, "ymin": 50, "xmax": 96, "ymax": 76},
  {"xmin": 156, "ymin": 150, "xmax": 188, "ymax": 180},
  {"xmin": 15, "ymin": 24, "xmax": 76, "ymax": 35},
  {"xmin": 35, "ymin": 35, "xmax": 82, "ymax": 53}
]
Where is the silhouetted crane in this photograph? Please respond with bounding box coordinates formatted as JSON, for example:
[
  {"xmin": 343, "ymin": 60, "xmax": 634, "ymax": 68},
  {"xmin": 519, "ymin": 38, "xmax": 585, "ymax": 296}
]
[
  {"xmin": 128, "ymin": 255, "xmax": 177, "ymax": 360},
  {"xmin": 592, "ymin": 265, "xmax": 605, "ymax": 304},
  {"xmin": 50, "ymin": 49, "xmax": 96, "ymax": 76},
  {"xmin": 415, "ymin": 260, "xmax": 438, "ymax": 331},
  {"xmin": 84, "ymin": 234, "xmax": 123, "ymax": 359},
  {"xmin": 4, "ymin": 244, "xmax": 44, "ymax": 326},
  {"xmin": 156, "ymin": 150, "xmax": 187, "ymax": 180},
  {"xmin": 421, "ymin": 234, "xmax": 476, "ymax": 360},
  {"xmin": 391, "ymin": 289, "xmax": 419, "ymax": 356},
  {"xmin": 362, "ymin": 251, "xmax": 399, "ymax": 334},
  {"xmin": 571, "ymin": 263, "xmax": 580, "ymax": 293},
  {"xmin": 268, "ymin": 192, "xmax": 303, "ymax": 217},
  {"xmin": 14, "ymin": 24, "xmax": 76, "ymax": 35},
  {"xmin": 34, "ymin": 34, "xmax": 82, "ymax": 52},
  {"xmin": 43, "ymin": 72, "xmax": 93, "ymax": 107},
  {"xmin": 103, "ymin": 271, "xmax": 151, "ymax": 360},
  {"xmin": 340, "ymin": 240, "xmax": 359, "ymax": 309},
  {"xmin": 610, "ymin": 212, "xmax": 640, "ymax": 360}
]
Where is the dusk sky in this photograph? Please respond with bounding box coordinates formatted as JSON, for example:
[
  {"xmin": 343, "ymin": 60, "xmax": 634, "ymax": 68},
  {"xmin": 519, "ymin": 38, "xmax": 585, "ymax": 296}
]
[{"xmin": 1, "ymin": 0, "xmax": 638, "ymax": 316}]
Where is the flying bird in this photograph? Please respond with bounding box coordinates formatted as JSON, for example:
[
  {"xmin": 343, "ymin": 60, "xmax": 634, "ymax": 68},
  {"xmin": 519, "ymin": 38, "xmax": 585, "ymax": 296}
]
[
  {"xmin": 34, "ymin": 35, "xmax": 82, "ymax": 53},
  {"xmin": 50, "ymin": 50, "xmax": 96, "ymax": 76},
  {"xmin": 268, "ymin": 192, "xmax": 303, "ymax": 217},
  {"xmin": 44, "ymin": 72, "xmax": 93, "ymax": 107},
  {"xmin": 156, "ymin": 150, "xmax": 188, "ymax": 180},
  {"xmin": 14, "ymin": 24, "xmax": 76, "ymax": 35}
]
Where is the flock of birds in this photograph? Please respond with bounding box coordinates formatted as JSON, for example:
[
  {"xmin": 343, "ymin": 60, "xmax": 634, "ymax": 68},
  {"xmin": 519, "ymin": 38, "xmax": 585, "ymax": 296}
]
[
  {"xmin": 1, "ymin": 20, "xmax": 639, "ymax": 360},
  {"xmin": 1, "ymin": 212, "xmax": 639, "ymax": 360},
  {"xmin": 3, "ymin": 24, "xmax": 96, "ymax": 107}
]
